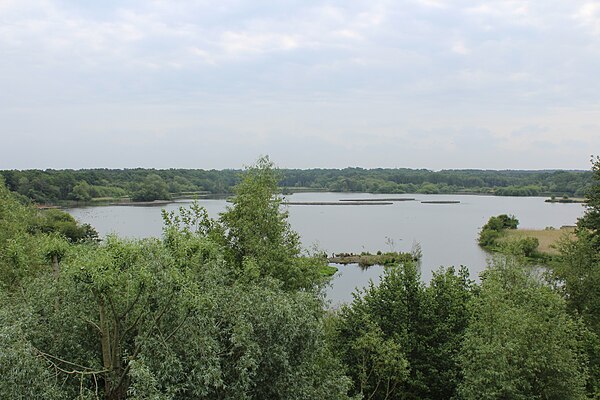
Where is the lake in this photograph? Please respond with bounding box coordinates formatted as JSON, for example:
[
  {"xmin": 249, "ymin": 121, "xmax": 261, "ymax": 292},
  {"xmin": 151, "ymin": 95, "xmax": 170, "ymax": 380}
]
[{"xmin": 66, "ymin": 193, "xmax": 585, "ymax": 305}]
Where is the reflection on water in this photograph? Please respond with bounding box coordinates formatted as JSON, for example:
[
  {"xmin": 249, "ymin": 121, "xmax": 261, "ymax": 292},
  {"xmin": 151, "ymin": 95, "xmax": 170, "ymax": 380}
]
[
  {"xmin": 66, "ymin": 192, "xmax": 584, "ymax": 304},
  {"xmin": 324, "ymin": 263, "xmax": 386, "ymax": 308}
]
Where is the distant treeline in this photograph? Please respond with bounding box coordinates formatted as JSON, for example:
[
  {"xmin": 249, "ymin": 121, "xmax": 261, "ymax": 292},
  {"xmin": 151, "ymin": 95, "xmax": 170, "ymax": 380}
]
[{"xmin": 0, "ymin": 167, "xmax": 591, "ymax": 203}]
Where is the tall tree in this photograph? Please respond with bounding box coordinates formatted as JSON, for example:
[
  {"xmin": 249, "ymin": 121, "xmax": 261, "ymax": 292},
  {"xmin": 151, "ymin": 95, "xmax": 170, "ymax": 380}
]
[
  {"xmin": 458, "ymin": 258, "xmax": 588, "ymax": 400},
  {"xmin": 220, "ymin": 156, "xmax": 321, "ymax": 290},
  {"xmin": 552, "ymin": 155, "xmax": 600, "ymax": 396},
  {"xmin": 0, "ymin": 179, "xmax": 40, "ymax": 289},
  {"xmin": 332, "ymin": 263, "xmax": 474, "ymax": 399},
  {"xmin": 578, "ymin": 155, "xmax": 600, "ymax": 248}
]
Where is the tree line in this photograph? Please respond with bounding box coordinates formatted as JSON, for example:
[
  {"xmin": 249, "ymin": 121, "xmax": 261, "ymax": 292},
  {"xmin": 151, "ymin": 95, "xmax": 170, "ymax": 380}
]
[
  {"xmin": 0, "ymin": 166, "xmax": 591, "ymax": 204},
  {"xmin": 1, "ymin": 156, "xmax": 599, "ymax": 399}
]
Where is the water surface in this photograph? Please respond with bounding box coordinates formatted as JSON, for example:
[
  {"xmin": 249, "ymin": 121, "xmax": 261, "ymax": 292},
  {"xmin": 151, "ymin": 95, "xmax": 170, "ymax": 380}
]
[{"xmin": 67, "ymin": 193, "xmax": 584, "ymax": 305}]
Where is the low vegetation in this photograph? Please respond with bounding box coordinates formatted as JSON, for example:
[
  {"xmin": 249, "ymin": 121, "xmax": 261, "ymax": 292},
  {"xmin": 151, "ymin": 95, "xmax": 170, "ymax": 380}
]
[
  {"xmin": 329, "ymin": 251, "xmax": 418, "ymax": 267},
  {"xmin": 479, "ymin": 216, "xmax": 578, "ymax": 259},
  {"xmin": 500, "ymin": 226, "xmax": 576, "ymax": 255},
  {"xmin": 546, "ymin": 195, "xmax": 587, "ymax": 203},
  {"xmin": 479, "ymin": 214, "xmax": 547, "ymax": 258},
  {"xmin": 477, "ymin": 214, "xmax": 519, "ymax": 247}
]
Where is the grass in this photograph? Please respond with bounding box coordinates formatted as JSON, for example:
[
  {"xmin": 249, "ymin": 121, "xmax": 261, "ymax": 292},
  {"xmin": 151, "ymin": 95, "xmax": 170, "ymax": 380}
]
[{"xmin": 500, "ymin": 227, "xmax": 576, "ymax": 255}]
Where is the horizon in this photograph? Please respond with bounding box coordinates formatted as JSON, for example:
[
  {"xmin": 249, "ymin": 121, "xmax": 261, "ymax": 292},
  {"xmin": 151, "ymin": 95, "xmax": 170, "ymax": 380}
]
[{"xmin": 0, "ymin": 164, "xmax": 591, "ymax": 173}]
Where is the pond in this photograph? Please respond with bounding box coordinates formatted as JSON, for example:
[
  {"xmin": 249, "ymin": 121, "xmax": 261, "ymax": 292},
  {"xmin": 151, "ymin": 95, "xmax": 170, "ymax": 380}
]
[{"xmin": 66, "ymin": 192, "xmax": 584, "ymax": 305}]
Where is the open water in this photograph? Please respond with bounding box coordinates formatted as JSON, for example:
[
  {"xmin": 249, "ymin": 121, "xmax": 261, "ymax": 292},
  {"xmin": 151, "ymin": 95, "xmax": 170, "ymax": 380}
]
[{"xmin": 66, "ymin": 192, "xmax": 584, "ymax": 305}]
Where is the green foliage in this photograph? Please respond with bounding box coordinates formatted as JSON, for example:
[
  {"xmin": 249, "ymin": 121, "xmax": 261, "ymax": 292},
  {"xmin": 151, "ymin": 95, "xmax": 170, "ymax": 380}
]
[
  {"xmin": 550, "ymin": 156, "xmax": 600, "ymax": 397},
  {"xmin": 29, "ymin": 208, "xmax": 99, "ymax": 243},
  {"xmin": 1, "ymin": 167, "xmax": 592, "ymax": 204},
  {"xmin": 131, "ymin": 174, "xmax": 171, "ymax": 202},
  {"xmin": 0, "ymin": 179, "xmax": 98, "ymax": 290},
  {"xmin": 478, "ymin": 228, "xmax": 501, "ymax": 247},
  {"xmin": 332, "ymin": 263, "xmax": 475, "ymax": 399},
  {"xmin": 319, "ymin": 264, "xmax": 338, "ymax": 277},
  {"xmin": 0, "ymin": 159, "xmax": 351, "ymax": 399},
  {"xmin": 484, "ymin": 214, "xmax": 519, "ymax": 231},
  {"xmin": 4, "ymin": 231, "xmax": 348, "ymax": 399},
  {"xmin": 0, "ymin": 179, "xmax": 42, "ymax": 289},
  {"xmin": 220, "ymin": 156, "xmax": 322, "ymax": 290},
  {"xmin": 3, "ymin": 157, "xmax": 599, "ymax": 399},
  {"xmin": 500, "ymin": 236, "xmax": 540, "ymax": 257},
  {"xmin": 423, "ymin": 266, "xmax": 476, "ymax": 399},
  {"xmin": 478, "ymin": 214, "xmax": 519, "ymax": 247},
  {"xmin": 495, "ymin": 184, "xmax": 542, "ymax": 196},
  {"xmin": 578, "ymin": 155, "xmax": 600, "ymax": 248},
  {"xmin": 70, "ymin": 180, "xmax": 93, "ymax": 201},
  {"xmin": 417, "ymin": 182, "xmax": 440, "ymax": 194},
  {"xmin": 553, "ymin": 230, "xmax": 600, "ymax": 397},
  {"xmin": 458, "ymin": 258, "xmax": 588, "ymax": 400},
  {"xmin": 0, "ymin": 299, "xmax": 66, "ymax": 399},
  {"xmin": 558, "ymin": 232, "xmax": 600, "ymax": 330}
]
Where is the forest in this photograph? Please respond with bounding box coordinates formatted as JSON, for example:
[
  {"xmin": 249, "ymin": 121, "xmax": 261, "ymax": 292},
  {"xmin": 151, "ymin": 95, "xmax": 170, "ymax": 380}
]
[
  {"xmin": 0, "ymin": 166, "xmax": 591, "ymax": 204},
  {"xmin": 1, "ymin": 157, "xmax": 599, "ymax": 399}
]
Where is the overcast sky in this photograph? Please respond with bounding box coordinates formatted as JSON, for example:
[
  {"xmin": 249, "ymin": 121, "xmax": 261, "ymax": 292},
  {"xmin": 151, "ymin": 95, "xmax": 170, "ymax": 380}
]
[{"xmin": 1, "ymin": 1, "xmax": 599, "ymax": 170}]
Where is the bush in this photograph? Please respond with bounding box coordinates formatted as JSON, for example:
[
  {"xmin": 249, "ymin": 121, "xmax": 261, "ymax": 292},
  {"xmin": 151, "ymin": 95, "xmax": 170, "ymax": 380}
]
[
  {"xmin": 478, "ymin": 214, "xmax": 519, "ymax": 248},
  {"xmin": 501, "ymin": 237, "xmax": 540, "ymax": 257},
  {"xmin": 478, "ymin": 228, "xmax": 500, "ymax": 247}
]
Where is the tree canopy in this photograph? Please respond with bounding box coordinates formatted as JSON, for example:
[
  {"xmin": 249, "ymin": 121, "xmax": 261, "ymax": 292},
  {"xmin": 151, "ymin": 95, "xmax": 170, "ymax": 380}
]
[
  {"xmin": 458, "ymin": 258, "xmax": 588, "ymax": 400},
  {"xmin": 1, "ymin": 166, "xmax": 591, "ymax": 204},
  {"xmin": 1, "ymin": 157, "xmax": 599, "ymax": 399}
]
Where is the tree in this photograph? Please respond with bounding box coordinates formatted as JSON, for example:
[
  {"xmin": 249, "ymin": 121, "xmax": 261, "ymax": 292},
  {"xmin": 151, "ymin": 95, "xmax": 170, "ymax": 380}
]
[
  {"xmin": 131, "ymin": 174, "xmax": 170, "ymax": 202},
  {"xmin": 500, "ymin": 236, "xmax": 540, "ymax": 257},
  {"xmin": 12, "ymin": 228, "xmax": 351, "ymax": 399},
  {"xmin": 29, "ymin": 208, "xmax": 99, "ymax": 243},
  {"xmin": 422, "ymin": 266, "xmax": 474, "ymax": 399},
  {"xmin": 70, "ymin": 180, "xmax": 93, "ymax": 201},
  {"xmin": 0, "ymin": 298, "xmax": 65, "ymax": 399},
  {"xmin": 0, "ymin": 178, "xmax": 41, "ymax": 289},
  {"xmin": 478, "ymin": 214, "xmax": 519, "ymax": 247},
  {"xmin": 219, "ymin": 156, "xmax": 321, "ymax": 290},
  {"xmin": 332, "ymin": 263, "xmax": 475, "ymax": 399},
  {"xmin": 458, "ymin": 258, "xmax": 588, "ymax": 400},
  {"xmin": 1, "ymin": 164, "xmax": 352, "ymax": 399},
  {"xmin": 578, "ymin": 155, "xmax": 600, "ymax": 248},
  {"xmin": 552, "ymin": 155, "xmax": 600, "ymax": 397}
]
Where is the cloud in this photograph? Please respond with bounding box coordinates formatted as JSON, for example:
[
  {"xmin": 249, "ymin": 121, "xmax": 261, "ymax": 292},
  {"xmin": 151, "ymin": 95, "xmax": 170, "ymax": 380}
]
[
  {"xmin": 414, "ymin": 0, "xmax": 447, "ymax": 9},
  {"xmin": 574, "ymin": 2, "xmax": 600, "ymax": 36},
  {"xmin": 1, "ymin": 0, "xmax": 599, "ymax": 170},
  {"xmin": 451, "ymin": 39, "xmax": 470, "ymax": 55}
]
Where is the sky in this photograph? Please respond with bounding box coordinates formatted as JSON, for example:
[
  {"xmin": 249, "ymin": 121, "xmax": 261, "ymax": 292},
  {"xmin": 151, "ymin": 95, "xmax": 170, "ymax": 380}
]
[{"xmin": 1, "ymin": 0, "xmax": 599, "ymax": 170}]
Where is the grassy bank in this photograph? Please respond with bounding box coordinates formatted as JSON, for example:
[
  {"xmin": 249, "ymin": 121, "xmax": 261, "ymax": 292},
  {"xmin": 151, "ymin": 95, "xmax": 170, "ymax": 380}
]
[{"xmin": 499, "ymin": 227, "xmax": 576, "ymax": 255}]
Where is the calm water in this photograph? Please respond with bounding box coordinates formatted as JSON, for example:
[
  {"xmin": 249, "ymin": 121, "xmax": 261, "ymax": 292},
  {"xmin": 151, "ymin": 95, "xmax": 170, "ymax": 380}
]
[{"xmin": 66, "ymin": 193, "xmax": 584, "ymax": 305}]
